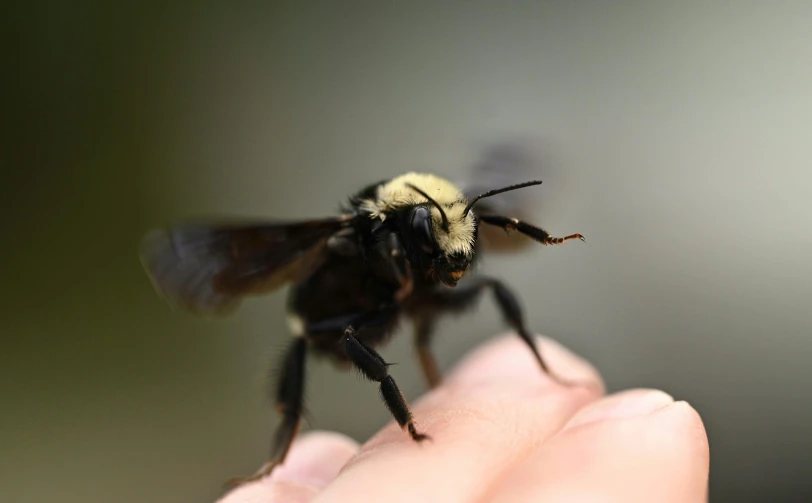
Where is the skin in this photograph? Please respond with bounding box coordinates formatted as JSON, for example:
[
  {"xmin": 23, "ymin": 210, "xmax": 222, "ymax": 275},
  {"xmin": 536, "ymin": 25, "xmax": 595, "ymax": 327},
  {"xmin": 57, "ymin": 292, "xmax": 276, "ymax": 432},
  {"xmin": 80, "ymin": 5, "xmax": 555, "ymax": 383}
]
[{"xmin": 217, "ymin": 334, "xmax": 710, "ymax": 503}]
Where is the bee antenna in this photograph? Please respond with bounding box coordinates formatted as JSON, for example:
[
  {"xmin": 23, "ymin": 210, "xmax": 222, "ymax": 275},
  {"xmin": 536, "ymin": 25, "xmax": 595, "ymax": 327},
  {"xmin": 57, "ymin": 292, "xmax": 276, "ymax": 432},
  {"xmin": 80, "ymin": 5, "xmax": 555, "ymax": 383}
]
[
  {"xmin": 463, "ymin": 180, "xmax": 543, "ymax": 216},
  {"xmin": 406, "ymin": 183, "xmax": 449, "ymax": 231}
]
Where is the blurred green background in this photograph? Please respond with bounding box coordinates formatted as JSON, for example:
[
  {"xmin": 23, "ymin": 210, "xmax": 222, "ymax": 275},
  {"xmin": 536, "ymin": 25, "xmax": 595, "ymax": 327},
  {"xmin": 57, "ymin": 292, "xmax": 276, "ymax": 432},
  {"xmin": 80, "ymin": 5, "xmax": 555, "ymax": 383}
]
[{"xmin": 4, "ymin": 2, "xmax": 811, "ymax": 502}]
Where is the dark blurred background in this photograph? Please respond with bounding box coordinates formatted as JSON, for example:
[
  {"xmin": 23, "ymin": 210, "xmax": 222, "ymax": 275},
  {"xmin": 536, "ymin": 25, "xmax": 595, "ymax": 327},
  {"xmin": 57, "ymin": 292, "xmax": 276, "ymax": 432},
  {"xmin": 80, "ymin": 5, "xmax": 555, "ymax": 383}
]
[{"xmin": 4, "ymin": 2, "xmax": 811, "ymax": 502}]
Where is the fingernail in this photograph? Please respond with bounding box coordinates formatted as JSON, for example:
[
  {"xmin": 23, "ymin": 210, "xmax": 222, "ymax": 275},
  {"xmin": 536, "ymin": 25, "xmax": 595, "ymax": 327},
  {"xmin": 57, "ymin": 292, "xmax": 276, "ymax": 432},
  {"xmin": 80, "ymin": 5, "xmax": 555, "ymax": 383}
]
[{"xmin": 564, "ymin": 388, "xmax": 675, "ymax": 429}]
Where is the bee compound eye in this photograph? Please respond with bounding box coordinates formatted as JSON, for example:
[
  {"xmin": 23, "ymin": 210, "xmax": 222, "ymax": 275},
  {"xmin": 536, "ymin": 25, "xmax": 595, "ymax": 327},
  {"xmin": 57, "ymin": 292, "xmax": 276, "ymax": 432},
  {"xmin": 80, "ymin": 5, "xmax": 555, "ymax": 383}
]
[{"xmin": 411, "ymin": 206, "xmax": 436, "ymax": 254}]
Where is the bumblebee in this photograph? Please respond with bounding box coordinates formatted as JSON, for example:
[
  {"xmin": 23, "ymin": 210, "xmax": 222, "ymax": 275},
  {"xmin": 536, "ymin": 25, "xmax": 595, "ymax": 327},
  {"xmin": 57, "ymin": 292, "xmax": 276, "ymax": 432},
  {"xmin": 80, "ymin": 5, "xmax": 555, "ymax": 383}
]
[{"xmin": 140, "ymin": 171, "xmax": 585, "ymax": 486}]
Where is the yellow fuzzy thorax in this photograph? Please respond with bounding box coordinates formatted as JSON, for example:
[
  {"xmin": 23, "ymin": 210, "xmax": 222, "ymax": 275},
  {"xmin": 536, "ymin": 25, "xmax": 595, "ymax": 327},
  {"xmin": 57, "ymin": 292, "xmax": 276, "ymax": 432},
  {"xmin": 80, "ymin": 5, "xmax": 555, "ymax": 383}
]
[{"xmin": 360, "ymin": 172, "xmax": 476, "ymax": 257}]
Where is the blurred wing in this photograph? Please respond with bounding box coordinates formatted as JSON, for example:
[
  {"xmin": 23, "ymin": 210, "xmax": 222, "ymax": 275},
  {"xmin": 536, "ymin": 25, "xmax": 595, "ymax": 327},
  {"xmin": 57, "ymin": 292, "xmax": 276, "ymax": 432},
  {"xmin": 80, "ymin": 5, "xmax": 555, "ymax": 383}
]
[
  {"xmin": 140, "ymin": 215, "xmax": 356, "ymax": 316},
  {"xmin": 461, "ymin": 140, "xmax": 543, "ymax": 252}
]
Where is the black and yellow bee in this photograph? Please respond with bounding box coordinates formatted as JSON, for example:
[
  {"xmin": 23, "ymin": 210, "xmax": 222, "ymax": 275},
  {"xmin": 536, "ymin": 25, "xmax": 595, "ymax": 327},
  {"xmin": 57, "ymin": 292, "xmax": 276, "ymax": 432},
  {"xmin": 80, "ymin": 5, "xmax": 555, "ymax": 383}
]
[{"xmin": 140, "ymin": 161, "xmax": 585, "ymax": 487}]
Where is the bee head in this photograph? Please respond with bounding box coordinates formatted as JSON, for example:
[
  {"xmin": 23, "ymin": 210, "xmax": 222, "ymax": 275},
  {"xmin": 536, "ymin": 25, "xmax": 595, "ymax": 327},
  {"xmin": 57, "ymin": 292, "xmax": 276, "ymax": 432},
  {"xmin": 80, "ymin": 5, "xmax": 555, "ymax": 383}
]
[
  {"xmin": 406, "ymin": 188, "xmax": 476, "ymax": 287},
  {"xmin": 363, "ymin": 173, "xmax": 541, "ymax": 288}
]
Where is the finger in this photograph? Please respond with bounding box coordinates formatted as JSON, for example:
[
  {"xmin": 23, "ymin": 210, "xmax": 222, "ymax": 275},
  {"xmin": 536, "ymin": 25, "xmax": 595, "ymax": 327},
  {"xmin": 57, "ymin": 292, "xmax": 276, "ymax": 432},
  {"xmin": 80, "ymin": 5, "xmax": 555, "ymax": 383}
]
[
  {"xmin": 488, "ymin": 389, "xmax": 710, "ymax": 503},
  {"xmin": 444, "ymin": 333, "xmax": 604, "ymax": 393},
  {"xmin": 217, "ymin": 431, "xmax": 359, "ymax": 503},
  {"xmin": 312, "ymin": 334, "xmax": 604, "ymax": 503}
]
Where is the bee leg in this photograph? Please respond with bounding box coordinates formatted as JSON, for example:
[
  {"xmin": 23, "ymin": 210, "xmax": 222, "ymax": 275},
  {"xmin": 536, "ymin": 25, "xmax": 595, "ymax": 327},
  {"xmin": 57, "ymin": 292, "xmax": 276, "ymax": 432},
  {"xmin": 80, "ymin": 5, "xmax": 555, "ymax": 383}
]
[
  {"xmin": 408, "ymin": 281, "xmax": 497, "ymax": 388},
  {"xmin": 409, "ymin": 276, "xmax": 512, "ymax": 387},
  {"xmin": 477, "ymin": 214, "xmax": 585, "ymax": 245},
  {"xmin": 485, "ymin": 278, "xmax": 584, "ymax": 387},
  {"xmin": 411, "ymin": 277, "xmax": 575, "ymax": 387},
  {"xmin": 414, "ymin": 315, "xmax": 441, "ymax": 389},
  {"xmin": 341, "ymin": 319, "xmax": 431, "ymax": 443},
  {"xmin": 485, "ymin": 279, "xmax": 552, "ymax": 373},
  {"xmin": 225, "ymin": 337, "xmax": 307, "ymax": 488}
]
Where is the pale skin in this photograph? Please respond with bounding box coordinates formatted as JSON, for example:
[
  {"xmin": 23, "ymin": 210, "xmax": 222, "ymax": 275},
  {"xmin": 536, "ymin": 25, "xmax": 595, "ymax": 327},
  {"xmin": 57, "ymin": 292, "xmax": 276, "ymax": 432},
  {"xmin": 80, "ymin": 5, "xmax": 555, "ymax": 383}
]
[{"xmin": 218, "ymin": 335, "xmax": 710, "ymax": 503}]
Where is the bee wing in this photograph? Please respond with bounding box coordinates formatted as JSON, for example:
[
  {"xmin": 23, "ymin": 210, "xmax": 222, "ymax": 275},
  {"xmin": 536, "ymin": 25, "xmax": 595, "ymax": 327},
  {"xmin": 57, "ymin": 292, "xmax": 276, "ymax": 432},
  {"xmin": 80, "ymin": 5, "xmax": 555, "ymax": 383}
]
[
  {"xmin": 139, "ymin": 215, "xmax": 357, "ymax": 316},
  {"xmin": 461, "ymin": 140, "xmax": 542, "ymax": 252}
]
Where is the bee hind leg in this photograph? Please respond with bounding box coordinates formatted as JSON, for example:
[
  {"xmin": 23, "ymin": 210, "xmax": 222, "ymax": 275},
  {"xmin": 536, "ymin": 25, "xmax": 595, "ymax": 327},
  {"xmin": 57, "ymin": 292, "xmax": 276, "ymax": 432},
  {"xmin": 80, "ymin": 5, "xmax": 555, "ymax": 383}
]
[{"xmin": 225, "ymin": 337, "xmax": 307, "ymax": 489}]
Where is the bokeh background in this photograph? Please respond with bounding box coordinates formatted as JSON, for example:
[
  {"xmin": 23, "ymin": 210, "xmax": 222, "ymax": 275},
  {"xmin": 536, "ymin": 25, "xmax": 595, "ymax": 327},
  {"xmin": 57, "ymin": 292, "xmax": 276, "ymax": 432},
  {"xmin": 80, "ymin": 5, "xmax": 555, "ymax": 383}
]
[{"xmin": 4, "ymin": 2, "xmax": 811, "ymax": 502}]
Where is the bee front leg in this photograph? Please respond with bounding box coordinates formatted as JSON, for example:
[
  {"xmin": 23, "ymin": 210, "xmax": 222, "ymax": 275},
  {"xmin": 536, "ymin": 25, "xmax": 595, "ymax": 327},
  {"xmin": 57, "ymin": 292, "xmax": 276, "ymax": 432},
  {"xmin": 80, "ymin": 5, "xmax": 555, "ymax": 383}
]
[{"xmin": 477, "ymin": 214, "xmax": 585, "ymax": 245}]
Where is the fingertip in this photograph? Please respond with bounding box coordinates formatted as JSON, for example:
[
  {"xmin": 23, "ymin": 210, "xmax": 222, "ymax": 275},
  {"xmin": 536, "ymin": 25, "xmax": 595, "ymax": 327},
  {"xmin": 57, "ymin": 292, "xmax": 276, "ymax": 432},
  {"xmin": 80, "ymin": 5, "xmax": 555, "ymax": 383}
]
[
  {"xmin": 564, "ymin": 388, "xmax": 675, "ymax": 429},
  {"xmin": 445, "ymin": 333, "xmax": 604, "ymax": 395},
  {"xmin": 654, "ymin": 401, "xmax": 711, "ymax": 475},
  {"xmin": 488, "ymin": 396, "xmax": 711, "ymax": 503}
]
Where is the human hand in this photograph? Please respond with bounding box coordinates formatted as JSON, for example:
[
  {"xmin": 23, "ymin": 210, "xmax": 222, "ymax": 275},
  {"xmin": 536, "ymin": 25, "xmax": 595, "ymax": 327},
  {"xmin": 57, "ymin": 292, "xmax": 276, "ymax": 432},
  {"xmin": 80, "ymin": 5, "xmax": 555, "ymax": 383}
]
[{"xmin": 218, "ymin": 334, "xmax": 709, "ymax": 503}]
